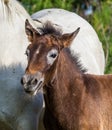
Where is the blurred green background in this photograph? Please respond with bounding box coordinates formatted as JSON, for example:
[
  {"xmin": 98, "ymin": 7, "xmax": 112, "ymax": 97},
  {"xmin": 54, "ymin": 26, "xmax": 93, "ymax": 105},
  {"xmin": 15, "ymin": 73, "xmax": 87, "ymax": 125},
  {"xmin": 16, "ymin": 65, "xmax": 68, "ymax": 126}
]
[{"xmin": 19, "ymin": 0, "xmax": 112, "ymax": 74}]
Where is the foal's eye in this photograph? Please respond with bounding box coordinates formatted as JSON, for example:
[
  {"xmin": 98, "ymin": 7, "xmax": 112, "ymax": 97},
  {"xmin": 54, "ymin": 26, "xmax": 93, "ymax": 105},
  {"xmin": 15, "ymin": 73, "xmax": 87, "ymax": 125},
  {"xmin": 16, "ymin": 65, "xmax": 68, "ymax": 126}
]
[
  {"xmin": 47, "ymin": 49, "xmax": 58, "ymax": 65},
  {"xmin": 50, "ymin": 53, "xmax": 57, "ymax": 58}
]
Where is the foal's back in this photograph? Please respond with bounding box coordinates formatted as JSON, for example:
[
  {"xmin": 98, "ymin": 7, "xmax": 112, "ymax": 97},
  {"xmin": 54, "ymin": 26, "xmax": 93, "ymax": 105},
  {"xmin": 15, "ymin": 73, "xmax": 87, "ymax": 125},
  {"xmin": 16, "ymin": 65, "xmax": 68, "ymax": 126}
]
[{"xmin": 80, "ymin": 74, "xmax": 112, "ymax": 130}]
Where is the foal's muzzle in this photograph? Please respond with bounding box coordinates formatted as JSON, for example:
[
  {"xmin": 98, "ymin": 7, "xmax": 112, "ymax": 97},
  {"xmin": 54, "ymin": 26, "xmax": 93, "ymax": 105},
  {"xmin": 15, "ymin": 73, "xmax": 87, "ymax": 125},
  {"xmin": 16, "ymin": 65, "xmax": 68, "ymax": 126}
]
[{"xmin": 21, "ymin": 72, "xmax": 44, "ymax": 95}]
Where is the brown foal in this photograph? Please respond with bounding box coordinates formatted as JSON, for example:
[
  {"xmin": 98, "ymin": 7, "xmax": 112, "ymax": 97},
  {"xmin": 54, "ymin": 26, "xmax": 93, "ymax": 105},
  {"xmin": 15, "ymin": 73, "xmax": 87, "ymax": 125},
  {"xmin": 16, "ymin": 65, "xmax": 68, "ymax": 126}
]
[{"xmin": 21, "ymin": 19, "xmax": 112, "ymax": 130}]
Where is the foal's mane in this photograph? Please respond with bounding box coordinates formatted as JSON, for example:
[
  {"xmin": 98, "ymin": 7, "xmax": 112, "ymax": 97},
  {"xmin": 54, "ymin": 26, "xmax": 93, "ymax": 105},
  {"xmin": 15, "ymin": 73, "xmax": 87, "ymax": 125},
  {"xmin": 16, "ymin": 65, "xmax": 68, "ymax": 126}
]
[
  {"xmin": 64, "ymin": 48, "xmax": 87, "ymax": 73},
  {"xmin": 37, "ymin": 21, "xmax": 62, "ymax": 36},
  {"xmin": 38, "ymin": 21, "xmax": 87, "ymax": 73}
]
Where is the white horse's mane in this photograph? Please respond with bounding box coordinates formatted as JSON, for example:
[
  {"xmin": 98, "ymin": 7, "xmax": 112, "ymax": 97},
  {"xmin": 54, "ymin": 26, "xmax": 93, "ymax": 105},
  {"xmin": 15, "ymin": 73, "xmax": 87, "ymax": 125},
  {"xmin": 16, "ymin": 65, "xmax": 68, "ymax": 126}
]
[
  {"xmin": 1, "ymin": 0, "xmax": 30, "ymax": 21},
  {"xmin": 0, "ymin": 0, "xmax": 40, "ymax": 68},
  {"xmin": 0, "ymin": 0, "xmax": 29, "ymax": 68}
]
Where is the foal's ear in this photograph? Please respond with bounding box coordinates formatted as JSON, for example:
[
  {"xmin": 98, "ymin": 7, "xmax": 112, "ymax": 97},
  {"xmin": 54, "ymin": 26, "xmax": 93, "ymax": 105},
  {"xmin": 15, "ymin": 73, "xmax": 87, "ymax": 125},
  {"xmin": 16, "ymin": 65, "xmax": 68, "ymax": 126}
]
[
  {"xmin": 61, "ymin": 27, "xmax": 80, "ymax": 48},
  {"xmin": 25, "ymin": 19, "xmax": 40, "ymax": 42}
]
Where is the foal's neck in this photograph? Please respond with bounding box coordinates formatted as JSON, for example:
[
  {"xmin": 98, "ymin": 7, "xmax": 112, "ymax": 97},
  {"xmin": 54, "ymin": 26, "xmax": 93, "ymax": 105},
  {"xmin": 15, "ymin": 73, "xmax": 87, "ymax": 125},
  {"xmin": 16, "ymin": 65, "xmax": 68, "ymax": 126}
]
[
  {"xmin": 46, "ymin": 48, "xmax": 83, "ymax": 92},
  {"xmin": 44, "ymin": 48, "xmax": 84, "ymax": 129},
  {"xmin": 56, "ymin": 48, "xmax": 83, "ymax": 94},
  {"xmin": 45, "ymin": 48, "xmax": 84, "ymax": 99}
]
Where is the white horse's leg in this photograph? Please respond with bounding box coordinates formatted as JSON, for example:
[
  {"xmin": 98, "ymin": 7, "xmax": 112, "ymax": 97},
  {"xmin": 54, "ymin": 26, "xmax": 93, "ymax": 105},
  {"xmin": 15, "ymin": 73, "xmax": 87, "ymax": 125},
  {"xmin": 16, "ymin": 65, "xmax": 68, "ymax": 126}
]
[
  {"xmin": 16, "ymin": 113, "xmax": 38, "ymax": 130},
  {"xmin": 15, "ymin": 93, "xmax": 43, "ymax": 130},
  {"xmin": 38, "ymin": 107, "xmax": 45, "ymax": 130}
]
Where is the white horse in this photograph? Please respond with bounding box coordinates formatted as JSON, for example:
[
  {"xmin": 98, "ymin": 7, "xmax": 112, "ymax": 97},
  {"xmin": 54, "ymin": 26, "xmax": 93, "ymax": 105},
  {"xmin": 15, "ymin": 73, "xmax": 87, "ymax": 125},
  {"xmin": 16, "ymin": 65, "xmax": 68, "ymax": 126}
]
[{"xmin": 0, "ymin": 0, "xmax": 105, "ymax": 130}]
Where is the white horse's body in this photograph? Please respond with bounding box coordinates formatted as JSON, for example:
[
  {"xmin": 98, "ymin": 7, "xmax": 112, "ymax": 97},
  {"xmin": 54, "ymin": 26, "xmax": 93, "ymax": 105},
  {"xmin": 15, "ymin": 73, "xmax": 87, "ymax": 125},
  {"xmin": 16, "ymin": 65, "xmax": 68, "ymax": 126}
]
[
  {"xmin": 32, "ymin": 8, "xmax": 105, "ymax": 74},
  {"xmin": 0, "ymin": 0, "xmax": 105, "ymax": 130}
]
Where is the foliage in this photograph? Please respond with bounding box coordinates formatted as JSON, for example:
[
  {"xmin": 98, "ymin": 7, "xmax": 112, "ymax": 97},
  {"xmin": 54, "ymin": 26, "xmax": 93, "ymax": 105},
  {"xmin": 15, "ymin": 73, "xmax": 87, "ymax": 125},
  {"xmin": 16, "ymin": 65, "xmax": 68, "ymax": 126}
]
[
  {"xmin": 20, "ymin": 0, "xmax": 74, "ymax": 14},
  {"xmin": 91, "ymin": 1, "xmax": 112, "ymax": 73}
]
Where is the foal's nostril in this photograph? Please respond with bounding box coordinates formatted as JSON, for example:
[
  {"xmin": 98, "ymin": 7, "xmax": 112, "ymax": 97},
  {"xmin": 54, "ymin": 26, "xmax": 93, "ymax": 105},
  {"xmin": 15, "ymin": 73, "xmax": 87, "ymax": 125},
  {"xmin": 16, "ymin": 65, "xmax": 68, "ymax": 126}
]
[
  {"xmin": 31, "ymin": 78, "xmax": 38, "ymax": 86},
  {"xmin": 21, "ymin": 77, "xmax": 26, "ymax": 85}
]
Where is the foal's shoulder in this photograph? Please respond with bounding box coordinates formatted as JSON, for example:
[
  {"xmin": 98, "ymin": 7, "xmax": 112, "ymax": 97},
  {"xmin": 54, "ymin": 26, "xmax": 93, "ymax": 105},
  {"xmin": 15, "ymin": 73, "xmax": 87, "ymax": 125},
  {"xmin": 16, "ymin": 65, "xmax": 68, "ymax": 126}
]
[{"xmin": 83, "ymin": 73, "xmax": 112, "ymax": 92}]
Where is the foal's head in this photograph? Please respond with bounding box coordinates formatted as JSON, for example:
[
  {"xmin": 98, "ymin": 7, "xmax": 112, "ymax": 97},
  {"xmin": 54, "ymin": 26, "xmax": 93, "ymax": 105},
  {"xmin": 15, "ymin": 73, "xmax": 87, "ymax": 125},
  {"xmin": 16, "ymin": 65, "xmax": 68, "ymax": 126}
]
[{"xmin": 21, "ymin": 19, "xmax": 80, "ymax": 95}]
